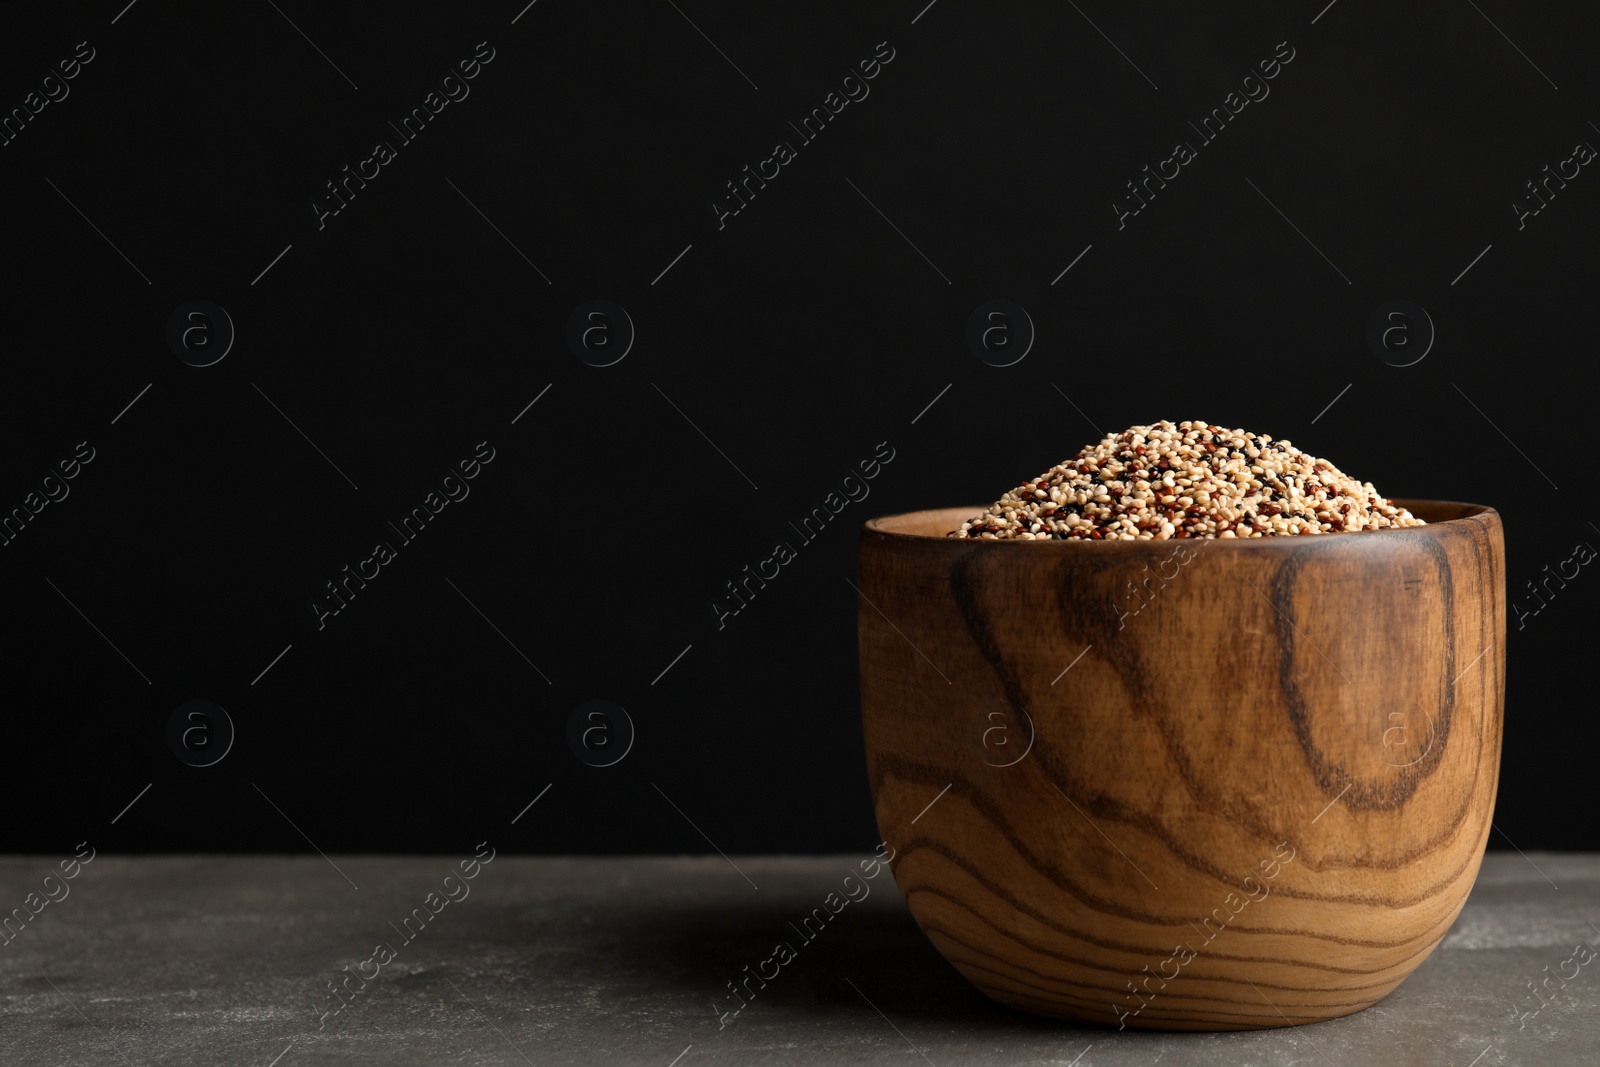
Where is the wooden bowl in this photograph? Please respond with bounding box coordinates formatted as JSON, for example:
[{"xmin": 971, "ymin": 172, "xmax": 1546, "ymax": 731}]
[{"xmin": 856, "ymin": 500, "xmax": 1504, "ymax": 1031}]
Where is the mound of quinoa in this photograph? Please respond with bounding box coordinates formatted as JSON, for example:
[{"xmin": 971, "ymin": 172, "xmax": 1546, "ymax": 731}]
[{"xmin": 952, "ymin": 421, "xmax": 1424, "ymax": 540}]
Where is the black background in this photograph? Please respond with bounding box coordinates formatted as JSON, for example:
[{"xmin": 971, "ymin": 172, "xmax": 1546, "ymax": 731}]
[{"xmin": 2, "ymin": 1, "xmax": 1595, "ymax": 855}]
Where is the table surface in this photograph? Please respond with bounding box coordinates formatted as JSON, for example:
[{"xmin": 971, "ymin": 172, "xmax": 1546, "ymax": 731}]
[{"xmin": 1, "ymin": 852, "xmax": 1595, "ymax": 1066}]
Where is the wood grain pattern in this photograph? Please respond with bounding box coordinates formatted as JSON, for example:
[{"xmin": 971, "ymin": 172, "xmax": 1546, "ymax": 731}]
[{"xmin": 856, "ymin": 500, "xmax": 1504, "ymax": 1031}]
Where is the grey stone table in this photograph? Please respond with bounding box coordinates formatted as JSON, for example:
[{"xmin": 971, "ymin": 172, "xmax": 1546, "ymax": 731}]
[{"xmin": 1, "ymin": 853, "xmax": 1596, "ymax": 1066}]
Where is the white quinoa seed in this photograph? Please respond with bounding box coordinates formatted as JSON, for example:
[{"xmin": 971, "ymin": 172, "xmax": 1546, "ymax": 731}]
[{"xmin": 951, "ymin": 420, "xmax": 1425, "ymax": 541}]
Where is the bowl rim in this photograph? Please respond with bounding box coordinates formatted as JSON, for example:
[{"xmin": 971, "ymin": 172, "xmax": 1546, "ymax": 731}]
[{"xmin": 863, "ymin": 498, "xmax": 1497, "ymax": 545}]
